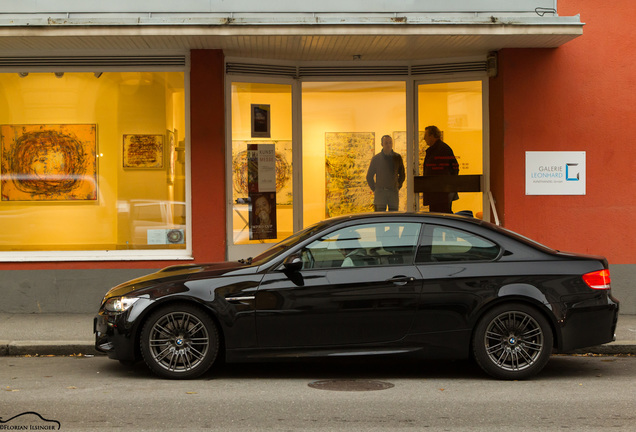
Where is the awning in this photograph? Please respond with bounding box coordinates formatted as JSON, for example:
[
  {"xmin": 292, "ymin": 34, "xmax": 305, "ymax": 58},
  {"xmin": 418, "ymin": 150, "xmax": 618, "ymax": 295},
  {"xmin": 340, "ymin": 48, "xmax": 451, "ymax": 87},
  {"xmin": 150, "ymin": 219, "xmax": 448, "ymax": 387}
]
[{"xmin": 0, "ymin": 14, "xmax": 583, "ymax": 62}]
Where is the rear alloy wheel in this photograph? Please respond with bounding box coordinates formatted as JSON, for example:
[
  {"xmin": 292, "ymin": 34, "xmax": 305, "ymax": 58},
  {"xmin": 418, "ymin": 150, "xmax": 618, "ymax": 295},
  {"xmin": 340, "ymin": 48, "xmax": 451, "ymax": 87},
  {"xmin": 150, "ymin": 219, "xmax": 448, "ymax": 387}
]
[
  {"xmin": 473, "ymin": 304, "xmax": 553, "ymax": 380},
  {"xmin": 141, "ymin": 304, "xmax": 219, "ymax": 379}
]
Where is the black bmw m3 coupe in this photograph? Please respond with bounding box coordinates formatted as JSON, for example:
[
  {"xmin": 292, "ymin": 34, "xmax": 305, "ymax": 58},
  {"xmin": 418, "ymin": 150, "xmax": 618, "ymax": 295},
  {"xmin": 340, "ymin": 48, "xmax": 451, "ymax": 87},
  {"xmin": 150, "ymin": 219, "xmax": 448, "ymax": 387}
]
[{"xmin": 95, "ymin": 213, "xmax": 619, "ymax": 379}]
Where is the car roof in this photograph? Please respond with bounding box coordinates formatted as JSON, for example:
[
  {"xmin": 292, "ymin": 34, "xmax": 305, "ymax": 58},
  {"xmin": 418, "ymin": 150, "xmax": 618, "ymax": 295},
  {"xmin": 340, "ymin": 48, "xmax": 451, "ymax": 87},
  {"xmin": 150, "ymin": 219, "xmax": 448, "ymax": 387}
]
[{"xmin": 322, "ymin": 211, "xmax": 487, "ymax": 227}]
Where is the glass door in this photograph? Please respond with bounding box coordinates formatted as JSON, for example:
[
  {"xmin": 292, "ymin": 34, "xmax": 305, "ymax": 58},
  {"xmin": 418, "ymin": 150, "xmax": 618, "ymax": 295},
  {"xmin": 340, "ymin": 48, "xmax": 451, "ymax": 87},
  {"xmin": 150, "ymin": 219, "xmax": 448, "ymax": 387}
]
[{"xmin": 416, "ymin": 80, "xmax": 485, "ymax": 217}]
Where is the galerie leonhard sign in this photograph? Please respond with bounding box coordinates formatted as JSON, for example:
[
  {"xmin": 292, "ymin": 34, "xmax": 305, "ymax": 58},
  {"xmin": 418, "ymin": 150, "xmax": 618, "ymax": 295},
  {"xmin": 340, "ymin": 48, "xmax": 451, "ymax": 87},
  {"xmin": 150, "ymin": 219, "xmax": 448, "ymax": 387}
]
[{"xmin": 525, "ymin": 151, "xmax": 586, "ymax": 196}]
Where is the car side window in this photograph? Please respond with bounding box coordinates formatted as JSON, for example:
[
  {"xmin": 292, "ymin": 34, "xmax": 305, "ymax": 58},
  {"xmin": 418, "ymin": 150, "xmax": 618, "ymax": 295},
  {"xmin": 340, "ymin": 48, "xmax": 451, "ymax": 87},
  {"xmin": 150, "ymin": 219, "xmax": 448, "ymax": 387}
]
[
  {"xmin": 301, "ymin": 222, "xmax": 421, "ymax": 269},
  {"xmin": 416, "ymin": 225, "xmax": 500, "ymax": 263}
]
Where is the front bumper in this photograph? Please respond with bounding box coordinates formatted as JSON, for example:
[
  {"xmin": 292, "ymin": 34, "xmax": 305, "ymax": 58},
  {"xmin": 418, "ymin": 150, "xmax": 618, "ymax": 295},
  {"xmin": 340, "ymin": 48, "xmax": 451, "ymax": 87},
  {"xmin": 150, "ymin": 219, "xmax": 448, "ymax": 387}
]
[{"xmin": 94, "ymin": 300, "xmax": 151, "ymax": 362}]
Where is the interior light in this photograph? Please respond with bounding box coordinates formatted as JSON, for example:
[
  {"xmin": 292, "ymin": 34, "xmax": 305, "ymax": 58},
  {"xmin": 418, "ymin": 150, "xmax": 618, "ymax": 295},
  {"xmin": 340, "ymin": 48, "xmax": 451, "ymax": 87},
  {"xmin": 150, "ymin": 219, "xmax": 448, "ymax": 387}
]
[
  {"xmin": 18, "ymin": 72, "xmax": 28, "ymax": 78},
  {"xmin": 94, "ymin": 72, "xmax": 103, "ymax": 78},
  {"xmin": 54, "ymin": 72, "xmax": 64, "ymax": 78}
]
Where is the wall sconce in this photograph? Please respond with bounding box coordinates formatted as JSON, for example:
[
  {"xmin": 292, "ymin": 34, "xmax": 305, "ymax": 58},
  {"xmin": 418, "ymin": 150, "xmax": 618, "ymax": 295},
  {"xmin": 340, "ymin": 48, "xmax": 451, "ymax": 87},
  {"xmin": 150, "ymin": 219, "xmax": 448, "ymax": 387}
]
[
  {"xmin": 18, "ymin": 72, "xmax": 28, "ymax": 78},
  {"xmin": 94, "ymin": 72, "xmax": 103, "ymax": 78},
  {"xmin": 176, "ymin": 143, "xmax": 186, "ymax": 164},
  {"xmin": 54, "ymin": 72, "xmax": 64, "ymax": 78}
]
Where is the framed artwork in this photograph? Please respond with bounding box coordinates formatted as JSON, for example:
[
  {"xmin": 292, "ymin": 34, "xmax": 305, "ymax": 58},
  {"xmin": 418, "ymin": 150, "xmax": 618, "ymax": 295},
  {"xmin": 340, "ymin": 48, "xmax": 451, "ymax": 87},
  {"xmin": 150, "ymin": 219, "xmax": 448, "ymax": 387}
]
[
  {"xmin": 325, "ymin": 132, "xmax": 375, "ymax": 217},
  {"xmin": 123, "ymin": 134, "xmax": 164, "ymax": 169},
  {"xmin": 251, "ymin": 104, "xmax": 271, "ymax": 138},
  {"xmin": 1, "ymin": 124, "xmax": 97, "ymax": 201}
]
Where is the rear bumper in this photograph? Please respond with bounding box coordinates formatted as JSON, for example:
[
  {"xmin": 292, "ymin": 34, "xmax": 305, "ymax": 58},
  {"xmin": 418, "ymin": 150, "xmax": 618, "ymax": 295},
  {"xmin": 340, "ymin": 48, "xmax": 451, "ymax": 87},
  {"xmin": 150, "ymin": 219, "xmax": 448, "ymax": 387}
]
[{"xmin": 557, "ymin": 296, "xmax": 619, "ymax": 352}]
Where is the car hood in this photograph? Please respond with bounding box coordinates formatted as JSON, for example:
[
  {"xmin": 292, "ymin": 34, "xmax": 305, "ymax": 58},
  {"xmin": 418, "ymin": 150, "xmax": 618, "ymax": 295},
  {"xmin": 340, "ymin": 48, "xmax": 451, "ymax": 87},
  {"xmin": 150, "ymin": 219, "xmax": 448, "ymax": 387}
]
[{"xmin": 104, "ymin": 261, "xmax": 254, "ymax": 299}]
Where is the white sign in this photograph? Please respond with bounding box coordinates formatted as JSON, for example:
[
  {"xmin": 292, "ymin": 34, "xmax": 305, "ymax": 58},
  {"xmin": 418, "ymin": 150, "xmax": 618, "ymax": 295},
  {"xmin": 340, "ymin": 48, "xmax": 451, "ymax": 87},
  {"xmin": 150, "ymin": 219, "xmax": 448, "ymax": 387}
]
[
  {"xmin": 525, "ymin": 151, "xmax": 586, "ymax": 195},
  {"xmin": 257, "ymin": 144, "xmax": 276, "ymax": 193}
]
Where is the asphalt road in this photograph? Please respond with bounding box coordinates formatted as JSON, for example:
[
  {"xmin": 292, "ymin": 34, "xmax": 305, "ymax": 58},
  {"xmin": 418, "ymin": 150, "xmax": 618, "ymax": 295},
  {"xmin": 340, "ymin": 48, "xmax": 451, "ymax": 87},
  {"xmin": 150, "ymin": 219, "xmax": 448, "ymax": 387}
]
[{"xmin": 1, "ymin": 355, "xmax": 635, "ymax": 431}]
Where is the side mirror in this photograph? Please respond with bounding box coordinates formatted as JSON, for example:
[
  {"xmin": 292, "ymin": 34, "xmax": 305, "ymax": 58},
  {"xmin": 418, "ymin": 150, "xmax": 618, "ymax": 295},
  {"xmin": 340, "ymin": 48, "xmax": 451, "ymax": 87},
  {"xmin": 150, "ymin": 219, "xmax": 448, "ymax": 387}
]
[{"xmin": 283, "ymin": 254, "xmax": 303, "ymax": 272}]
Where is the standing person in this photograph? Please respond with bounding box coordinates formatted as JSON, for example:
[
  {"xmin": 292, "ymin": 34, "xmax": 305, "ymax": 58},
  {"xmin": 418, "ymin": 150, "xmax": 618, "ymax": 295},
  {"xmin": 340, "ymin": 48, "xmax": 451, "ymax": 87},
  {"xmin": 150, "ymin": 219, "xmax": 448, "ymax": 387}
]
[
  {"xmin": 422, "ymin": 125, "xmax": 459, "ymax": 213},
  {"xmin": 366, "ymin": 135, "xmax": 406, "ymax": 211}
]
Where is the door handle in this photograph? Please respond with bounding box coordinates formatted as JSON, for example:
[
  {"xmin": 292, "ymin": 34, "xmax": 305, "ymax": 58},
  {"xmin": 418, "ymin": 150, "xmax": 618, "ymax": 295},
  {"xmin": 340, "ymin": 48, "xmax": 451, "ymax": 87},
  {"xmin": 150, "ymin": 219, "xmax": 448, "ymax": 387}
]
[{"xmin": 387, "ymin": 276, "xmax": 415, "ymax": 286}]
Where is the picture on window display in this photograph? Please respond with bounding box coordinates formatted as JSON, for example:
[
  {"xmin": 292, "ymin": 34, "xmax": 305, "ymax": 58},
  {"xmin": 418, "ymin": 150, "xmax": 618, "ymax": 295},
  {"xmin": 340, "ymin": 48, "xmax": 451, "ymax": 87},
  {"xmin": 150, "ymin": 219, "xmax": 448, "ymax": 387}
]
[
  {"xmin": 0, "ymin": 124, "xmax": 97, "ymax": 201},
  {"xmin": 325, "ymin": 132, "xmax": 375, "ymax": 217},
  {"xmin": 123, "ymin": 134, "xmax": 164, "ymax": 169},
  {"xmin": 231, "ymin": 140, "xmax": 292, "ymax": 205},
  {"xmin": 251, "ymin": 104, "xmax": 271, "ymax": 138},
  {"xmin": 250, "ymin": 192, "xmax": 277, "ymax": 240}
]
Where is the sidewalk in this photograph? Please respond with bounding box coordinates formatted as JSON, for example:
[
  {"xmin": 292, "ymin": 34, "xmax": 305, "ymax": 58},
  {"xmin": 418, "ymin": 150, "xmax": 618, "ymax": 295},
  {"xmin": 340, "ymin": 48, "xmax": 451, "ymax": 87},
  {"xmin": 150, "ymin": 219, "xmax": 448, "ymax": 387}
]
[{"xmin": 1, "ymin": 313, "xmax": 635, "ymax": 357}]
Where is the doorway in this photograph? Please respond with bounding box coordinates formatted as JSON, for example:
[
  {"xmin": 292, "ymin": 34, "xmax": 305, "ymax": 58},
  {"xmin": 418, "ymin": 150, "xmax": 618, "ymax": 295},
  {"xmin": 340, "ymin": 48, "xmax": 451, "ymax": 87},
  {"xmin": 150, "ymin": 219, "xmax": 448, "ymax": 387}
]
[{"xmin": 416, "ymin": 80, "xmax": 486, "ymax": 217}]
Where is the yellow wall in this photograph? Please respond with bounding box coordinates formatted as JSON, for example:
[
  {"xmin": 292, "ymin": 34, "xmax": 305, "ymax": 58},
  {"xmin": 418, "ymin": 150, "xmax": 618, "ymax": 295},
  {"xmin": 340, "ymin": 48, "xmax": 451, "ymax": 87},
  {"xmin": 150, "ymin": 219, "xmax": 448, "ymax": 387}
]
[{"xmin": 0, "ymin": 72, "xmax": 185, "ymax": 250}]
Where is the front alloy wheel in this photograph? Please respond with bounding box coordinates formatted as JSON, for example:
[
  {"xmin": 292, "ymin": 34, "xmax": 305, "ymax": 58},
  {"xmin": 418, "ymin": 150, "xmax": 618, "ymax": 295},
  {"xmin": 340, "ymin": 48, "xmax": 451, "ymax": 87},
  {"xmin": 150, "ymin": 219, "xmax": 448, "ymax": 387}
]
[
  {"xmin": 473, "ymin": 304, "xmax": 553, "ymax": 380},
  {"xmin": 141, "ymin": 304, "xmax": 219, "ymax": 379}
]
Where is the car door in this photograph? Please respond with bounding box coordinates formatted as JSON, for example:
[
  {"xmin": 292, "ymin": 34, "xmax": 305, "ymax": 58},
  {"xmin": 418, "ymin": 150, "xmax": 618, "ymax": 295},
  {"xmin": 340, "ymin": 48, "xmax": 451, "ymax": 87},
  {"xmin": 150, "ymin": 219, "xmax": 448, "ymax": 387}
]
[
  {"xmin": 255, "ymin": 221, "xmax": 423, "ymax": 348},
  {"xmin": 412, "ymin": 223, "xmax": 502, "ymax": 337}
]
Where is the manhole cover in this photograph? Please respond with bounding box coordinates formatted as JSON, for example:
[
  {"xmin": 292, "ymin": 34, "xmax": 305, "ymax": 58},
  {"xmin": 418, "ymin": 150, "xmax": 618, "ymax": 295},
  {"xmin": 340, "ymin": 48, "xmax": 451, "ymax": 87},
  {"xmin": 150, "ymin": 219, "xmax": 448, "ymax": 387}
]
[{"xmin": 308, "ymin": 379, "xmax": 394, "ymax": 392}]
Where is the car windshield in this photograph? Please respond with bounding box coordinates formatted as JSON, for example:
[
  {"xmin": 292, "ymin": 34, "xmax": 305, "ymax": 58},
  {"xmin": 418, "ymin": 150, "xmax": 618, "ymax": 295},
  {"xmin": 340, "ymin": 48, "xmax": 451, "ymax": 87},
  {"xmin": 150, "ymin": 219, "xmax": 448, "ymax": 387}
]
[{"xmin": 249, "ymin": 220, "xmax": 331, "ymax": 266}]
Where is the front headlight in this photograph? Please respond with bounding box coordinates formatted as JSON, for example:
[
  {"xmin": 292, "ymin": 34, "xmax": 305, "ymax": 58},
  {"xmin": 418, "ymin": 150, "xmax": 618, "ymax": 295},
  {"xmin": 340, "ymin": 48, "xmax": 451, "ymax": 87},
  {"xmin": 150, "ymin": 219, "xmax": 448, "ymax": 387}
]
[{"xmin": 103, "ymin": 296, "xmax": 140, "ymax": 313}]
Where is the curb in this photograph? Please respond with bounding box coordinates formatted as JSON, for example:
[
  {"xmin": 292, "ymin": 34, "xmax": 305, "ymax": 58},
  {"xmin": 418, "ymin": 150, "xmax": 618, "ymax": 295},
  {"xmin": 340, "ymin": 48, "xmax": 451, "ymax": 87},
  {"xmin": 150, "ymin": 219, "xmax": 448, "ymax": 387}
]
[
  {"xmin": 569, "ymin": 341, "xmax": 636, "ymax": 356},
  {"xmin": 1, "ymin": 341, "xmax": 99, "ymax": 356}
]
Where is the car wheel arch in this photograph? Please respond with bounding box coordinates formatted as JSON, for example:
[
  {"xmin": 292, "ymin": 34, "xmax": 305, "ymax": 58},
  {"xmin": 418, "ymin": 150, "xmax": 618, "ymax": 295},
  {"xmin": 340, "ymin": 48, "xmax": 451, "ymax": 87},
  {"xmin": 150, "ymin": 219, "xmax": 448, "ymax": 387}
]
[
  {"xmin": 132, "ymin": 298, "xmax": 226, "ymax": 363},
  {"xmin": 469, "ymin": 297, "xmax": 560, "ymax": 352}
]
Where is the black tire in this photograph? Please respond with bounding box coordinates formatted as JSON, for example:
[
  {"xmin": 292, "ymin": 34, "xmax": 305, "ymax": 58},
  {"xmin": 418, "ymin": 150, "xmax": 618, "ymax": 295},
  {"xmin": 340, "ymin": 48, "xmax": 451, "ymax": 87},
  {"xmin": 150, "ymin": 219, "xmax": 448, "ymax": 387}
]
[
  {"xmin": 140, "ymin": 304, "xmax": 219, "ymax": 379},
  {"xmin": 472, "ymin": 303, "xmax": 553, "ymax": 380}
]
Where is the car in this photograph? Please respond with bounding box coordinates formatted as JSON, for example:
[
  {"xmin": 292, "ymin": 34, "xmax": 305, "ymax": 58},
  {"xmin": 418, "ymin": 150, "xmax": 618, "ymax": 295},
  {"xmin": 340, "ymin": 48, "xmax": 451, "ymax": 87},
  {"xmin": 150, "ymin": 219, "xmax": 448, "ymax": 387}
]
[{"xmin": 94, "ymin": 212, "xmax": 619, "ymax": 380}]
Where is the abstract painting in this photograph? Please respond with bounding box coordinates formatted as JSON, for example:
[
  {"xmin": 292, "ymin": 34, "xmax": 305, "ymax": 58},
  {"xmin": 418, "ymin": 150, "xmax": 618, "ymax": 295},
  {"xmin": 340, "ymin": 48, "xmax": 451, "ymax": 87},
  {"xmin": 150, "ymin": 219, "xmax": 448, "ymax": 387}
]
[
  {"xmin": 123, "ymin": 134, "xmax": 164, "ymax": 169},
  {"xmin": 1, "ymin": 124, "xmax": 97, "ymax": 201},
  {"xmin": 231, "ymin": 140, "xmax": 293, "ymax": 205},
  {"xmin": 325, "ymin": 132, "xmax": 374, "ymax": 217}
]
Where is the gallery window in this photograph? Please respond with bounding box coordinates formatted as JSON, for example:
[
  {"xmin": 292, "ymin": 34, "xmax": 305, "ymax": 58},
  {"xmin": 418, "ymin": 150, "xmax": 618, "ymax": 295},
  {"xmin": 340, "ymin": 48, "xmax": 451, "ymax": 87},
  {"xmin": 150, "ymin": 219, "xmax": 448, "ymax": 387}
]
[
  {"xmin": 302, "ymin": 81, "xmax": 407, "ymax": 227},
  {"xmin": 0, "ymin": 71, "xmax": 187, "ymax": 259},
  {"xmin": 230, "ymin": 82, "xmax": 293, "ymax": 246}
]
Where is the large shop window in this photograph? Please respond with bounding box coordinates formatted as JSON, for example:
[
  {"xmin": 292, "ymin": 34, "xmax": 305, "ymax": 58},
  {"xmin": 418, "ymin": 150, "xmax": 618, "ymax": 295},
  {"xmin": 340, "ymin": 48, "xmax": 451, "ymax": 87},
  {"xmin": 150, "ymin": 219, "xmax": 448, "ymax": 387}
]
[
  {"xmin": 230, "ymin": 82, "xmax": 293, "ymax": 245},
  {"xmin": 0, "ymin": 72, "xmax": 187, "ymax": 259}
]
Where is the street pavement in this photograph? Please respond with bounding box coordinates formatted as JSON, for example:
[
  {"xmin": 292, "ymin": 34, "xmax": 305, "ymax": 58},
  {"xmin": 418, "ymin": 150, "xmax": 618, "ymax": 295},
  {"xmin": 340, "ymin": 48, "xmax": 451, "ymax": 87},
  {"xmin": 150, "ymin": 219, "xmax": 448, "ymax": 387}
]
[{"xmin": 0, "ymin": 313, "xmax": 635, "ymax": 357}]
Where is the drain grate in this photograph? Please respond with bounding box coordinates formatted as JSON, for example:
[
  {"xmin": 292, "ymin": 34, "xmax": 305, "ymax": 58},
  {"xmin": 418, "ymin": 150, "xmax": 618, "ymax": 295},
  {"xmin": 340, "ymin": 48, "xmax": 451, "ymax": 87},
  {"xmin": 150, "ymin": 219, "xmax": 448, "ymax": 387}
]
[{"xmin": 308, "ymin": 379, "xmax": 394, "ymax": 391}]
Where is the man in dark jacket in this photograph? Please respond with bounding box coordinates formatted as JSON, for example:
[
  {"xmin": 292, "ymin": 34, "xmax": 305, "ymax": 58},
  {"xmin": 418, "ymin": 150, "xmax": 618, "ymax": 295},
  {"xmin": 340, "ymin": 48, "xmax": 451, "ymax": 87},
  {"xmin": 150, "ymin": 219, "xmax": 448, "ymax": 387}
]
[
  {"xmin": 366, "ymin": 135, "xmax": 405, "ymax": 211},
  {"xmin": 422, "ymin": 125, "xmax": 459, "ymax": 213}
]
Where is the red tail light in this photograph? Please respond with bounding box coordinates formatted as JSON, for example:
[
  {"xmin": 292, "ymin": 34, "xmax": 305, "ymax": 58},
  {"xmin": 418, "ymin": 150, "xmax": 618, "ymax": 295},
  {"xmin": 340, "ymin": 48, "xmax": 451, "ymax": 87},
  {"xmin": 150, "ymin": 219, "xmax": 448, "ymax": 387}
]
[{"xmin": 582, "ymin": 269, "xmax": 611, "ymax": 290}]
